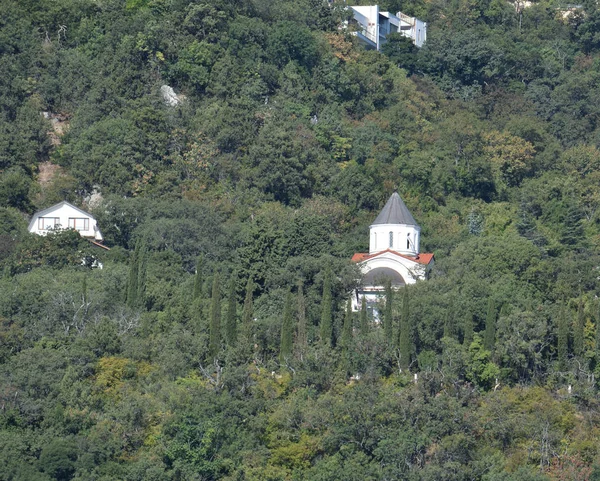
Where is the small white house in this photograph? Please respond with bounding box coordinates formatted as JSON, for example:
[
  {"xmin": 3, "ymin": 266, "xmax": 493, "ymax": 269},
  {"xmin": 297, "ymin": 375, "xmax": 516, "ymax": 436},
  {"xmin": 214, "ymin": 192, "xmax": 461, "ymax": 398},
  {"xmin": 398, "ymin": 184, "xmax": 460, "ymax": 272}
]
[
  {"xmin": 349, "ymin": 5, "xmax": 427, "ymax": 50},
  {"xmin": 351, "ymin": 191, "xmax": 434, "ymax": 312},
  {"xmin": 28, "ymin": 201, "xmax": 103, "ymax": 242}
]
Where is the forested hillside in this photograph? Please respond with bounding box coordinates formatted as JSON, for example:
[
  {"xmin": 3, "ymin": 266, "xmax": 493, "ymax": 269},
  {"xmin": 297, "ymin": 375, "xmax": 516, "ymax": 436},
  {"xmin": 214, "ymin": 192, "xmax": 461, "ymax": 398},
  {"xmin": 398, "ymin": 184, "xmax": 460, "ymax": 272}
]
[{"xmin": 2, "ymin": 0, "xmax": 600, "ymax": 479}]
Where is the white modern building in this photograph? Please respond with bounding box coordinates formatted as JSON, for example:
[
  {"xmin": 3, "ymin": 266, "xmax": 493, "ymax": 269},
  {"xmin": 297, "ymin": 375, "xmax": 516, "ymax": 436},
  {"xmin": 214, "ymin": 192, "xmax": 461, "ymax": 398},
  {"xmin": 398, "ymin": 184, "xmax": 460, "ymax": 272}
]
[
  {"xmin": 349, "ymin": 5, "xmax": 426, "ymax": 50},
  {"xmin": 28, "ymin": 201, "xmax": 103, "ymax": 242},
  {"xmin": 351, "ymin": 191, "xmax": 433, "ymax": 312}
]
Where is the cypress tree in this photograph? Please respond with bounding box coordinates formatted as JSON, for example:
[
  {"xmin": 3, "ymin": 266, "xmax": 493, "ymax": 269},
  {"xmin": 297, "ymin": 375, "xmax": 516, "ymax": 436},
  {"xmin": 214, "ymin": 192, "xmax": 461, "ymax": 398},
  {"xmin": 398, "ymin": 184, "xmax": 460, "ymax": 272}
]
[
  {"xmin": 320, "ymin": 267, "xmax": 333, "ymax": 347},
  {"xmin": 561, "ymin": 201, "xmax": 584, "ymax": 248},
  {"xmin": 360, "ymin": 296, "xmax": 368, "ymax": 333},
  {"xmin": 126, "ymin": 242, "xmax": 139, "ymax": 308},
  {"xmin": 399, "ymin": 288, "xmax": 411, "ymax": 370},
  {"xmin": 242, "ymin": 276, "xmax": 254, "ymax": 349},
  {"xmin": 574, "ymin": 301, "xmax": 585, "ymax": 357},
  {"xmin": 209, "ymin": 272, "xmax": 221, "ymax": 359},
  {"xmin": 595, "ymin": 301, "xmax": 600, "ymax": 364},
  {"xmin": 463, "ymin": 311, "xmax": 474, "ymax": 346},
  {"xmin": 126, "ymin": 240, "xmax": 147, "ymax": 309},
  {"xmin": 193, "ymin": 255, "xmax": 203, "ymax": 300},
  {"xmin": 443, "ymin": 298, "xmax": 455, "ymax": 339},
  {"xmin": 242, "ymin": 277, "xmax": 254, "ymax": 327},
  {"xmin": 296, "ymin": 281, "xmax": 307, "ymax": 356},
  {"xmin": 225, "ymin": 275, "xmax": 237, "ymax": 346},
  {"xmin": 558, "ymin": 305, "xmax": 569, "ymax": 369},
  {"xmin": 384, "ymin": 279, "xmax": 393, "ymax": 344},
  {"xmin": 484, "ymin": 298, "xmax": 496, "ymax": 351},
  {"xmin": 82, "ymin": 275, "xmax": 88, "ymax": 305},
  {"xmin": 136, "ymin": 241, "xmax": 147, "ymax": 308},
  {"xmin": 341, "ymin": 298, "xmax": 353, "ymax": 351},
  {"xmin": 280, "ymin": 291, "xmax": 294, "ymax": 362}
]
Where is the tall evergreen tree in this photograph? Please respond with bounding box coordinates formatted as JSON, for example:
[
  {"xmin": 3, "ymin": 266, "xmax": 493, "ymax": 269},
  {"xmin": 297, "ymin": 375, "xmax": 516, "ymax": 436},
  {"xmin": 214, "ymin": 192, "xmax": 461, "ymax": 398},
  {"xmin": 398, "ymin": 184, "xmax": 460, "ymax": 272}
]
[
  {"xmin": 242, "ymin": 277, "xmax": 254, "ymax": 327},
  {"xmin": 280, "ymin": 290, "xmax": 294, "ymax": 362},
  {"xmin": 463, "ymin": 311, "xmax": 474, "ymax": 346},
  {"xmin": 296, "ymin": 281, "xmax": 307, "ymax": 356},
  {"xmin": 209, "ymin": 272, "xmax": 221, "ymax": 359},
  {"xmin": 126, "ymin": 242, "xmax": 140, "ymax": 308},
  {"xmin": 574, "ymin": 301, "xmax": 585, "ymax": 357},
  {"xmin": 443, "ymin": 298, "xmax": 456, "ymax": 339},
  {"xmin": 399, "ymin": 288, "xmax": 411, "ymax": 370},
  {"xmin": 126, "ymin": 240, "xmax": 146, "ymax": 309},
  {"xmin": 561, "ymin": 200, "xmax": 584, "ymax": 248},
  {"xmin": 82, "ymin": 274, "xmax": 88, "ymax": 305},
  {"xmin": 595, "ymin": 301, "xmax": 600, "ymax": 365},
  {"xmin": 558, "ymin": 305, "xmax": 569, "ymax": 369},
  {"xmin": 225, "ymin": 275, "xmax": 237, "ymax": 346},
  {"xmin": 341, "ymin": 298, "xmax": 353, "ymax": 351},
  {"xmin": 136, "ymin": 241, "xmax": 147, "ymax": 308},
  {"xmin": 193, "ymin": 255, "xmax": 203, "ymax": 300},
  {"xmin": 320, "ymin": 267, "xmax": 333, "ymax": 347},
  {"xmin": 360, "ymin": 296, "xmax": 368, "ymax": 333},
  {"xmin": 384, "ymin": 279, "xmax": 393, "ymax": 344},
  {"xmin": 484, "ymin": 298, "xmax": 496, "ymax": 351}
]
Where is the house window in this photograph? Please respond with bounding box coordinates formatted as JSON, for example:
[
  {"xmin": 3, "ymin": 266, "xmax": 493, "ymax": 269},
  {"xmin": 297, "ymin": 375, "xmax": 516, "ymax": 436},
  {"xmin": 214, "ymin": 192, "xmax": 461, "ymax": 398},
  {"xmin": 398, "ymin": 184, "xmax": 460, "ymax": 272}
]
[
  {"xmin": 38, "ymin": 217, "xmax": 60, "ymax": 230},
  {"xmin": 68, "ymin": 218, "xmax": 89, "ymax": 231},
  {"xmin": 389, "ymin": 231, "xmax": 393, "ymax": 248}
]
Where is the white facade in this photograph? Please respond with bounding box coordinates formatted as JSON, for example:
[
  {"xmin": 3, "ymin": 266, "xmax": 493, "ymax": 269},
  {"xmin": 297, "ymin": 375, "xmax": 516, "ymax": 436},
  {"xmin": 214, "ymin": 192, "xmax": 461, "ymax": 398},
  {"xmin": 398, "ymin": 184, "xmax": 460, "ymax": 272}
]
[
  {"xmin": 28, "ymin": 201, "xmax": 103, "ymax": 241},
  {"xmin": 369, "ymin": 223, "xmax": 420, "ymax": 256},
  {"xmin": 351, "ymin": 192, "xmax": 433, "ymax": 312},
  {"xmin": 349, "ymin": 5, "xmax": 427, "ymax": 50}
]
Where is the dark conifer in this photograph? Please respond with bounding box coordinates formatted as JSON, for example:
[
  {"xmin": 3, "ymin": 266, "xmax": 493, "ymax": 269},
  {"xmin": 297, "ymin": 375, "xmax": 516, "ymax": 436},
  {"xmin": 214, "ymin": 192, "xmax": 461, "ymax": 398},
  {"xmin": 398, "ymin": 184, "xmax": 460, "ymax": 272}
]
[
  {"xmin": 225, "ymin": 275, "xmax": 237, "ymax": 346},
  {"xmin": 595, "ymin": 301, "xmax": 600, "ymax": 364},
  {"xmin": 341, "ymin": 298, "xmax": 353, "ymax": 350},
  {"xmin": 562, "ymin": 202, "xmax": 584, "ymax": 247},
  {"xmin": 193, "ymin": 255, "xmax": 203, "ymax": 300},
  {"xmin": 126, "ymin": 242, "xmax": 139, "ymax": 308},
  {"xmin": 296, "ymin": 281, "xmax": 307, "ymax": 356},
  {"xmin": 280, "ymin": 290, "xmax": 294, "ymax": 362},
  {"xmin": 126, "ymin": 240, "xmax": 148, "ymax": 308},
  {"xmin": 399, "ymin": 288, "xmax": 411, "ymax": 370},
  {"xmin": 443, "ymin": 298, "xmax": 456, "ymax": 339},
  {"xmin": 209, "ymin": 272, "xmax": 221, "ymax": 359},
  {"xmin": 242, "ymin": 276, "xmax": 254, "ymax": 349},
  {"xmin": 463, "ymin": 311, "xmax": 474, "ymax": 346},
  {"xmin": 484, "ymin": 298, "xmax": 496, "ymax": 351},
  {"xmin": 574, "ymin": 301, "xmax": 585, "ymax": 357},
  {"xmin": 360, "ymin": 296, "xmax": 368, "ymax": 333},
  {"xmin": 384, "ymin": 279, "xmax": 393, "ymax": 344},
  {"xmin": 320, "ymin": 267, "xmax": 333, "ymax": 347},
  {"xmin": 136, "ymin": 241, "xmax": 147, "ymax": 307},
  {"xmin": 558, "ymin": 305, "xmax": 569, "ymax": 369}
]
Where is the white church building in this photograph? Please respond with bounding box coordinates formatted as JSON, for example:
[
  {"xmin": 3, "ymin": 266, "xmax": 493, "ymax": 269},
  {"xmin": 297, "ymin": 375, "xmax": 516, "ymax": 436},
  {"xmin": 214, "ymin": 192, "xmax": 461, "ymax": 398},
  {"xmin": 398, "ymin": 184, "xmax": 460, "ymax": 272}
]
[{"xmin": 351, "ymin": 191, "xmax": 434, "ymax": 311}]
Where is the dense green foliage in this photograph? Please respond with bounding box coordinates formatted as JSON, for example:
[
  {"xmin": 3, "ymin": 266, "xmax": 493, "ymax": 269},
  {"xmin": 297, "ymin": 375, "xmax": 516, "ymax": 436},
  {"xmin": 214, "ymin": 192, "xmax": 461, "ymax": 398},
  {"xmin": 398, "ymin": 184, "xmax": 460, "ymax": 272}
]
[{"xmin": 3, "ymin": 0, "xmax": 600, "ymax": 479}]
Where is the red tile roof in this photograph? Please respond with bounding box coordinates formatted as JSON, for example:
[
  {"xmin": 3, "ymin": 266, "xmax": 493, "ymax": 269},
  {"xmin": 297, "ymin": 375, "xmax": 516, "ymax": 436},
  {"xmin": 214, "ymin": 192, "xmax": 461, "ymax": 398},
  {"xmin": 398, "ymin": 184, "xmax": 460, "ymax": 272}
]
[{"xmin": 352, "ymin": 249, "xmax": 434, "ymax": 265}]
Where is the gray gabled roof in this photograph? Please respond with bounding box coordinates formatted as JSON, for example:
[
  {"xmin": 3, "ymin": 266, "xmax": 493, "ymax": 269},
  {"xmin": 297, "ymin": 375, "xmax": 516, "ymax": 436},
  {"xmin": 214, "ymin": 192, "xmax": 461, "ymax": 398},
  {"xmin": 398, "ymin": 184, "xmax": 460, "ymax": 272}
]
[{"xmin": 371, "ymin": 191, "xmax": 419, "ymax": 227}]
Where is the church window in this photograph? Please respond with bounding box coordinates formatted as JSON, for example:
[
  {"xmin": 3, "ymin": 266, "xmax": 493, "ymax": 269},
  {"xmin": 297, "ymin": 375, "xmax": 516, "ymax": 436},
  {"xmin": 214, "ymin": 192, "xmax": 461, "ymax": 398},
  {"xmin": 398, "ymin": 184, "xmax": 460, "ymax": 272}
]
[
  {"xmin": 407, "ymin": 233, "xmax": 410, "ymax": 249},
  {"xmin": 389, "ymin": 231, "xmax": 393, "ymax": 248}
]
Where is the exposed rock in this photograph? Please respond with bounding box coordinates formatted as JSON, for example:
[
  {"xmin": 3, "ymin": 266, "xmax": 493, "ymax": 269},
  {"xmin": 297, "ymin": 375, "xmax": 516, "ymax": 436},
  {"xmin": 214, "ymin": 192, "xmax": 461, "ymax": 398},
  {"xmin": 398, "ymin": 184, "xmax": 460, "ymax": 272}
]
[
  {"xmin": 84, "ymin": 186, "xmax": 104, "ymax": 210},
  {"xmin": 42, "ymin": 111, "xmax": 70, "ymax": 146},
  {"xmin": 160, "ymin": 85, "xmax": 185, "ymax": 106},
  {"xmin": 37, "ymin": 161, "xmax": 62, "ymax": 187}
]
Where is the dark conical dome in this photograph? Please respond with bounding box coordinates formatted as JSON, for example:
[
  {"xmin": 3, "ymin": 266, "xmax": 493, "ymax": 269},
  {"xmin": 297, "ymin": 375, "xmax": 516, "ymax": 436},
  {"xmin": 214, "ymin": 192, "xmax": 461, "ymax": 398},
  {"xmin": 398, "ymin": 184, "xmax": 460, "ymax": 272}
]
[{"xmin": 371, "ymin": 192, "xmax": 419, "ymax": 227}]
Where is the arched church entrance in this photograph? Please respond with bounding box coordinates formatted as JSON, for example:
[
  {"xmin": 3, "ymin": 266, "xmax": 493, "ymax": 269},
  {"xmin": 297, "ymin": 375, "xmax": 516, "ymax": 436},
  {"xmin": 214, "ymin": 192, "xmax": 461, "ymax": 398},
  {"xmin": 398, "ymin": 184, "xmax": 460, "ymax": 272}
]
[{"xmin": 363, "ymin": 267, "xmax": 406, "ymax": 287}]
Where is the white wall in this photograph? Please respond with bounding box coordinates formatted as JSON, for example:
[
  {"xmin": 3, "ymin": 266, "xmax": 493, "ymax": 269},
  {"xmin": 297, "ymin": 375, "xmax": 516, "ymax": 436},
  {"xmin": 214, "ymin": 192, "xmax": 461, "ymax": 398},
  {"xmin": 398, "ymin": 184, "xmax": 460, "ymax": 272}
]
[
  {"xmin": 369, "ymin": 223, "xmax": 420, "ymax": 256},
  {"xmin": 29, "ymin": 203, "xmax": 103, "ymax": 241}
]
